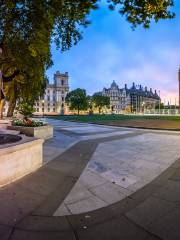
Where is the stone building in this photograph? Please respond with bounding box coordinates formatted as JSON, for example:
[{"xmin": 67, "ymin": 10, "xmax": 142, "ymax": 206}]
[
  {"xmin": 98, "ymin": 81, "xmax": 160, "ymax": 113},
  {"xmin": 34, "ymin": 71, "xmax": 69, "ymax": 115}
]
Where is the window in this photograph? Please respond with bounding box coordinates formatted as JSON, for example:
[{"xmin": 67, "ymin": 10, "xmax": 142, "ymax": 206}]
[
  {"xmin": 48, "ymin": 108, "xmax": 50, "ymax": 112},
  {"xmin": 61, "ymin": 80, "xmax": 64, "ymax": 85},
  {"xmin": 48, "ymin": 103, "xmax": 50, "ymax": 107},
  {"xmin": 47, "ymin": 96, "xmax": 50, "ymax": 101},
  {"xmin": 42, "ymin": 108, "xmax": 44, "ymax": 112},
  {"xmin": 37, "ymin": 108, "xmax": 39, "ymax": 112},
  {"xmin": 53, "ymin": 108, "xmax": 55, "ymax": 112},
  {"xmin": 53, "ymin": 103, "xmax": 55, "ymax": 106},
  {"xmin": 62, "ymin": 103, "xmax": 64, "ymax": 108},
  {"xmin": 62, "ymin": 97, "xmax": 64, "ymax": 101}
]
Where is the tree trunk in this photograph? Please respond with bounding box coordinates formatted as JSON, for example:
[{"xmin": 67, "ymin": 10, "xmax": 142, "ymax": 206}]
[
  {"xmin": 77, "ymin": 107, "xmax": 79, "ymax": 115},
  {"xmin": 0, "ymin": 99, "xmax": 5, "ymax": 119},
  {"xmin": 99, "ymin": 107, "xmax": 101, "ymax": 114},
  {"xmin": 7, "ymin": 98, "xmax": 16, "ymax": 117}
]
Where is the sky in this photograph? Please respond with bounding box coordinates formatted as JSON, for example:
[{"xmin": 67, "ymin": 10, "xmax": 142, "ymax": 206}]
[{"xmin": 46, "ymin": 0, "xmax": 180, "ymax": 104}]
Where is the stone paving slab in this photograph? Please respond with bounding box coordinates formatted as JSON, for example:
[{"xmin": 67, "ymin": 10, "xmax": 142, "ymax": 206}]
[
  {"xmin": 1, "ymin": 119, "xmax": 180, "ymax": 239},
  {"xmin": 147, "ymin": 206, "xmax": 180, "ymax": 240},
  {"xmin": 55, "ymin": 130, "xmax": 180, "ymax": 216},
  {"xmin": 76, "ymin": 216, "xmax": 158, "ymax": 240}
]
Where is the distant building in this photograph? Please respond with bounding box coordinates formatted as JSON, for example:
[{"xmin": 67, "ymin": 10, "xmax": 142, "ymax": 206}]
[
  {"xmin": 97, "ymin": 81, "xmax": 160, "ymax": 113},
  {"xmin": 34, "ymin": 71, "xmax": 69, "ymax": 115}
]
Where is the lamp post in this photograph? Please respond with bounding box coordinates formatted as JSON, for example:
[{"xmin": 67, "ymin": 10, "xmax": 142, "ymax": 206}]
[{"xmin": 42, "ymin": 99, "xmax": 44, "ymax": 118}]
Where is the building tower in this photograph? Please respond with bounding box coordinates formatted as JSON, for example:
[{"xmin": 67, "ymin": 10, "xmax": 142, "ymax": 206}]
[{"xmin": 54, "ymin": 71, "xmax": 69, "ymax": 114}]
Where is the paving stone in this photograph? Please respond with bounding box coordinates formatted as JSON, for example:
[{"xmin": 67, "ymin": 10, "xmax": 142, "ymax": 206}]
[
  {"xmin": 54, "ymin": 203, "xmax": 71, "ymax": 216},
  {"xmin": 148, "ymin": 206, "xmax": 180, "ymax": 240},
  {"xmin": 16, "ymin": 215, "xmax": 71, "ymax": 232},
  {"xmin": 169, "ymin": 168, "xmax": 180, "ymax": 181},
  {"xmin": 170, "ymin": 157, "xmax": 180, "ymax": 169},
  {"xmin": 0, "ymin": 184, "xmax": 44, "ymax": 226},
  {"xmin": 89, "ymin": 181, "xmax": 130, "ymax": 204},
  {"xmin": 63, "ymin": 182, "xmax": 94, "ymax": 205},
  {"xmin": 152, "ymin": 180, "xmax": 180, "ymax": 202},
  {"xmin": 126, "ymin": 196, "xmax": 177, "ymax": 227},
  {"xmin": 10, "ymin": 229, "xmax": 75, "ymax": 240},
  {"xmin": 129, "ymin": 182, "xmax": 159, "ymax": 203},
  {"xmin": 0, "ymin": 225, "xmax": 12, "ymax": 240},
  {"xmin": 66, "ymin": 196, "xmax": 107, "ymax": 215},
  {"xmin": 79, "ymin": 169, "xmax": 108, "ymax": 188},
  {"xmin": 67, "ymin": 206, "xmax": 117, "ymax": 230},
  {"xmin": 151, "ymin": 167, "xmax": 176, "ymax": 186},
  {"xmin": 77, "ymin": 216, "xmax": 158, "ymax": 240},
  {"xmin": 32, "ymin": 176, "xmax": 77, "ymax": 216},
  {"xmin": 16, "ymin": 167, "xmax": 66, "ymax": 196}
]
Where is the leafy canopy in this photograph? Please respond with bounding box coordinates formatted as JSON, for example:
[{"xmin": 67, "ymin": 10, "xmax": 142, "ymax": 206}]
[
  {"xmin": 92, "ymin": 94, "xmax": 110, "ymax": 113},
  {"xmin": 65, "ymin": 88, "xmax": 88, "ymax": 114},
  {"xmin": 0, "ymin": 0, "xmax": 175, "ymax": 102}
]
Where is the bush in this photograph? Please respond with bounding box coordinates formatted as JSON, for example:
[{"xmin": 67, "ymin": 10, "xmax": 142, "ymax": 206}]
[
  {"xmin": 12, "ymin": 119, "xmax": 44, "ymax": 127},
  {"xmin": 16, "ymin": 102, "xmax": 35, "ymax": 119}
]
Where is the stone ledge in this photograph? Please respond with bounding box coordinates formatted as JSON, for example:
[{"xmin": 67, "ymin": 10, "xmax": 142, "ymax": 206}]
[
  {"xmin": 0, "ymin": 136, "xmax": 44, "ymax": 187},
  {"xmin": 8, "ymin": 124, "xmax": 53, "ymax": 139}
]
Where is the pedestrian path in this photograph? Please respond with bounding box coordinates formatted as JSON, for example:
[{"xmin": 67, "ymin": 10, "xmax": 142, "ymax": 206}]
[{"xmin": 1, "ymin": 119, "xmax": 180, "ymax": 240}]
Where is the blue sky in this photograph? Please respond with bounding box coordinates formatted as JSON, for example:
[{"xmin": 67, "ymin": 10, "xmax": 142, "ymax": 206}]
[{"xmin": 46, "ymin": 0, "xmax": 180, "ymax": 103}]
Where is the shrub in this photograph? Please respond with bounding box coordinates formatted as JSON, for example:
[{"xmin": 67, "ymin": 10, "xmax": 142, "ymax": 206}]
[
  {"xmin": 16, "ymin": 102, "xmax": 35, "ymax": 119},
  {"xmin": 12, "ymin": 119, "xmax": 44, "ymax": 127}
]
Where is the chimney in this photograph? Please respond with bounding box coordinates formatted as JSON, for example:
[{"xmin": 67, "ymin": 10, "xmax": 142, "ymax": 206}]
[{"xmin": 125, "ymin": 84, "xmax": 127, "ymax": 89}]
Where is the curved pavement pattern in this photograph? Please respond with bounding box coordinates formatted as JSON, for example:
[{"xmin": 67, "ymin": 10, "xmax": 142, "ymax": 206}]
[{"xmin": 1, "ymin": 119, "xmax": 180, "ymax": 240}]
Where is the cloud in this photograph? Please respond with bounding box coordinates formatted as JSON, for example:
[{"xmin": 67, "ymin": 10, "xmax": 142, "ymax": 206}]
[{"xmin": 46, "ymin": 0, "xmax": 180, "ymax": 103}]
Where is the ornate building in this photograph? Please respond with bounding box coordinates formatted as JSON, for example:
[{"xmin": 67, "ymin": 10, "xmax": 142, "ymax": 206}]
[
  {"xmin": 34, "ymin": 71, "xmax": 69, "ymax": 115},
  {"xmin": 99, "ymin": 81, "xmax": 160, "ymax": 113}
]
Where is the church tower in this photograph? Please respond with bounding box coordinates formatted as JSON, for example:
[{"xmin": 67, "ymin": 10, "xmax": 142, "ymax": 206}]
[{"xmin": 179, "ymin": 68, "xmax": 180, "ymax": 108}]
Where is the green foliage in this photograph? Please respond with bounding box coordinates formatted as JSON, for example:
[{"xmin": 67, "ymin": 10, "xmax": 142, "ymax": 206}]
[
  {"xmin": 92, "ymin": 94, "xmax": 110, "ymax": 113},
  {"xmin": 109, "ymin": 0, "xmax": 175, "ymax": 29},
  {"xmin": 12, "ymin": 119, "xmax": 44, "ymax": 127},
  {"xmin": 65, "ymin": 88, "xmax": 88, "ymax": 114},
  {"xmin": 0, "ymin": 0, "xmax": 175, "ymax": 113},
  {"xmin": 50, "ymin": 113, "xmax": 180, "ymax": 123},
  {"xmin": 16, "ymin": 102, "xmax": 35, "ymax": 118},
  {"xmin": 155, "ymin": 103, "xmax": 164, "ymax": 109}
]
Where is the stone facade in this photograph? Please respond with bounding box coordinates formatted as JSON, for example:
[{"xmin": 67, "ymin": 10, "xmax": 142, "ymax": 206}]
[
  {"xmin": 34, "ymin": 71, "xmax": 69, "ymax": 115},
  {"xmin": 98, "ymin": 81, "xmax": 160, "ymax": 113}
]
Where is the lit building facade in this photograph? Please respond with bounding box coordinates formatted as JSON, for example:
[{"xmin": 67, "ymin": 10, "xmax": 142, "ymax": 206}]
[
  {"xmin": 34, "ymin": 71, "xmax": 69, "ymax": 115},
  {"xmin": 97, "ymin": 81, "xmax": 160, "ymax": 113}
]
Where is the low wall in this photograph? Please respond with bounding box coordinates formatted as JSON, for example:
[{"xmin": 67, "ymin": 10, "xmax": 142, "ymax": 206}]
[
  {"xmin": 0, "ymin": 137, "xmax": 44, "ymax": 187},
  {"xmin": 8, "ymin": 124, "xmax": 53, "ymax": 139},
  {"xmin": 0, "ymin": 120, "xmax": 12, "ymax": 130}
]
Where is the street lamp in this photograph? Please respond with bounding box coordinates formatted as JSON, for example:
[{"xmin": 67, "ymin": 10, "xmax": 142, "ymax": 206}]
[{"xmin": 42, "ymin": 99, "xmax": 44, "ymax": 118}]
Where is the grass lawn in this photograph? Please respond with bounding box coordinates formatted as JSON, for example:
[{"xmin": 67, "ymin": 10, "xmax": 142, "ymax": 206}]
[{"xmin": 49, "ymin": 114, "xmax": 180, "ymax": 123}]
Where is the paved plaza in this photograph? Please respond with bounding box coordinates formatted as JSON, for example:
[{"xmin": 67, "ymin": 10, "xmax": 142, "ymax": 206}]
[{"xmin": 1, "ymin": 119, "xmax": 180, "ymax": 239}]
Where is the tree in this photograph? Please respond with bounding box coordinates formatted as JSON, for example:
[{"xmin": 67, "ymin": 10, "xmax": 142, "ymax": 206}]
[
  {"xmin": 92, "ymin": 94, "xmax": 110, "ymax": 114},
  {"xmin": 0, "ymin": 0, "xmax": 175, "ymax": 118},
  {"xmin": 65, "ymin": 88, "xmax": 88, "ymax": 115}
]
